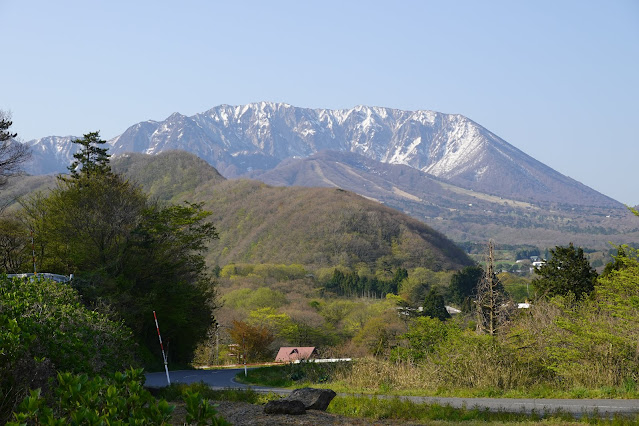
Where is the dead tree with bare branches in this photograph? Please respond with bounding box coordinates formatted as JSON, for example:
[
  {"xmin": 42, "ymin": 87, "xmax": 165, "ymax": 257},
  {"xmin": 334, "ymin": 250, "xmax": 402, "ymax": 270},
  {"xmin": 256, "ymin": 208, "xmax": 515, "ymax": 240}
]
[{"xmin": 475, "ymin": 240, "xmax": 513, "ymax": 335}]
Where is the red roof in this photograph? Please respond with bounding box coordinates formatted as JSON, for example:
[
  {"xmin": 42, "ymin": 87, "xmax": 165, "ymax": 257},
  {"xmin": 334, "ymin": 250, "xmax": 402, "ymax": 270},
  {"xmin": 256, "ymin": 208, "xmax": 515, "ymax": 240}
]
[{"xmin": 274, "ymin": 347, "xmax": 317, "ymax": 362}]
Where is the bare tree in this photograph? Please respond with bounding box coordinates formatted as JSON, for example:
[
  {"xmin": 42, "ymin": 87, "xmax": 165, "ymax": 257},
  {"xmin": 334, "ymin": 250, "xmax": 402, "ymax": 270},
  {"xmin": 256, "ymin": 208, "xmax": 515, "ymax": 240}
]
[
  {"xmin": 475, "ymin": 240, "xmax": 513, "ymax": 335},
  {"xmin": 0, "ymin": 110, "xmax": 31, "ymax": 188}
]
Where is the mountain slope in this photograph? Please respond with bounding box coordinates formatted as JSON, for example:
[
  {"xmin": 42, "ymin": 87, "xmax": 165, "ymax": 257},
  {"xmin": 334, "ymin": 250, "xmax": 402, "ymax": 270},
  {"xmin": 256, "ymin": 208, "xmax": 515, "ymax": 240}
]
[
  {"xmin": 113, "ymin": 152, "xmax": 474, "ymax": 270},
  {"xmin": 23, "ymin": 102, "xmax": 619, "ymax": 208},
  {"xmin": 11, "ymin": 151, "xmax": 472, "ymax": 270},
  {"xmin": 189, "ymin": 179, "xmax": 473, "ymax": 270},
  {"xmin": 25, "ymin": 135, "xmax": 76, "ymax": 174},
  {"xmin": 249, "ymin": 150, "xmax": 639, "ymax": 248}
]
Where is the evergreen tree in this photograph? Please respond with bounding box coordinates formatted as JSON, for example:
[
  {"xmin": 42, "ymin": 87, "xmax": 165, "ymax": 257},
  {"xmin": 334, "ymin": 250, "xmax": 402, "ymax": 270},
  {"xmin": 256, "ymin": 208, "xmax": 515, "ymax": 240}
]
[
  {"xmin": 422, "ymin": 288, "xmax": 450, "ymax": 321},
  {"xmin": 66, "ymin": 131, "xmax": 112, "ymax": 179},
  {"xmin": 0, "ymin": 110, "xmax": 30, "ymax": 188},
  {"xmin": 393, "ymin": 267, "xmax": 408, "ymax": 284},
  {"xmin": 448, "ymin": 265, "xmax": 483, "ymax": 311},
  {"xmin": 532, "ymin": 243, "xmax": 597, "ymax": 299},
  {"xmin": 0, "ymin": 112, "xmax": 17, "ymax": 142}
]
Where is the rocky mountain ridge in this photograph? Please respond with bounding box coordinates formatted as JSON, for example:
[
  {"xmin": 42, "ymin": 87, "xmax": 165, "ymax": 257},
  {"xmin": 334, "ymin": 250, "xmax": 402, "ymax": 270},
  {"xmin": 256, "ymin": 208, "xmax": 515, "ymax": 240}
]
[{"xmin": 23, "ymin": 102, "xmax": 620, "ymax": 208}]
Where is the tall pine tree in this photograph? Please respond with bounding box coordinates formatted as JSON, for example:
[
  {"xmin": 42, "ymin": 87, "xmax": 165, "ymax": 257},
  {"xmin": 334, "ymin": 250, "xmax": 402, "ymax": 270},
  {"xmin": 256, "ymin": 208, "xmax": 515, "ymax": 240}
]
[
  {"xmin": 66, "ymin": 131, "xmax": 111, "ymax": 179},
  {"xmin": 0, "ymin": 113, "xmax": 17, "ymax": 142}
]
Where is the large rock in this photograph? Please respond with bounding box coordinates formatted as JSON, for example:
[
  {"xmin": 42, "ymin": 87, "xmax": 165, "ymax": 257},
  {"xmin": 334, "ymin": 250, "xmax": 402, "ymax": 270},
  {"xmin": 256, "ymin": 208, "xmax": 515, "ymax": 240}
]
[
  {"xmin": 285, "ymin": 387, "xmax": 337, "ymax": 411},
  {"xmin": 263, "ymin": 400, "xmax": 306, "ymax": 415}
]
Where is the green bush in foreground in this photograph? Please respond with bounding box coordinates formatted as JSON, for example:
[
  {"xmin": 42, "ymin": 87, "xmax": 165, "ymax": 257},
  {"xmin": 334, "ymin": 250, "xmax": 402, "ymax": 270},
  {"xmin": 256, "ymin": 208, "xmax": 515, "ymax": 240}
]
[
  {"xmin": 8, "ymin": 368, "xmax": 172, "ymax": 425},
  {"xmin": 0, "ymin": 275, "xmax": 135, "ymax": 422},
  {"xmin": 8, "ymin": 368, "xmax": 229, "ymax": 425}
]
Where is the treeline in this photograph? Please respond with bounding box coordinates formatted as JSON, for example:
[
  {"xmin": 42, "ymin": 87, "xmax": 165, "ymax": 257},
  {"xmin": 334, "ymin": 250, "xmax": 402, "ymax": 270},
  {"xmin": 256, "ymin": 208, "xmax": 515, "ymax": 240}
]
[
  {"xmin": 515, "ymin": 247, "xmax": 540, "ymax": 260},
  {"xmin": 219, "ymin": 263, "xmax": 307, "ymax": 281},
  {"xmin": 322, "ymin": 268, "xmax": 407, "ymax": 297}
]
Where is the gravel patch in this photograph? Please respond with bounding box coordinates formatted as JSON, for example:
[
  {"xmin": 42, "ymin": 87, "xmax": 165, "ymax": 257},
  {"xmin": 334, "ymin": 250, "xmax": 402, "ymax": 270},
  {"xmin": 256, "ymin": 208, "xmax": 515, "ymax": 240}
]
[{"xmin": 212, "ymin": 400, "xmax": 423, "ymax": 425}]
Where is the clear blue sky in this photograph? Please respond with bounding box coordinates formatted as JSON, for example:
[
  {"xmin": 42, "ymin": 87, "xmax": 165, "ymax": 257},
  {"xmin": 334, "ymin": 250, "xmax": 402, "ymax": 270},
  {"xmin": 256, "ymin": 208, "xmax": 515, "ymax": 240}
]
[{"xmin": 3, "ymin": 0, "xmax": 638, "ymax": 205}]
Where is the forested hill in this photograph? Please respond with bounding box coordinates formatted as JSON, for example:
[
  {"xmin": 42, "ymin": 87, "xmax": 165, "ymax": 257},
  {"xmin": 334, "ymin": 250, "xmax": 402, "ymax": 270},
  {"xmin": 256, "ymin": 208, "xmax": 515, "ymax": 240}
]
[
  {"xmin": 110, "ymin": 151, "xmax": 472, "ymax": 271},
  {"xmin": 111, "ymin": 150, "xmax": 226, "ymax": 200},
  {"xmin": 198, "ymin": 180, "xmax": 472, "ymax": 270}
]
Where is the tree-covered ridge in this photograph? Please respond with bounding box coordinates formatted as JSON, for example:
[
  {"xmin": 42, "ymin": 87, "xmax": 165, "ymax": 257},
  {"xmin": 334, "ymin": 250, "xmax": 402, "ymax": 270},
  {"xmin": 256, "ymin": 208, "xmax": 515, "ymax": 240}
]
[
  {"xmin": 111, "ymin": 150, "xmax": 225, "ymax": 201},
  {"xmin": 111, "ymin": 150, "xmax": 471, "ymax": 271},
  {"xmin": 191, "ymin": 179, "xmax": 473, "ymax": 271},
  {"xmin": 118, "ymin": 151, "xmax": 472, "ymax": 271}
]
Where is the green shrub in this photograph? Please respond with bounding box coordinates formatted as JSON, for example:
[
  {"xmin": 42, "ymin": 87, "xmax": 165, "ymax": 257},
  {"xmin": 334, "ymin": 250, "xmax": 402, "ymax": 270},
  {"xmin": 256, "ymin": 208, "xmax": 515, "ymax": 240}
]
[
  {"xmin": 183, "ymin": 388, "xmax": 230, "ymax": 425},
  {"xmin": 8, "ymin": 369, "xmax": 231, "ymax": 425},
  {"xmin": 8, "ymin": 368, "xmax": 174, "ymax": 425},
  {"xmin": 391, "ymin": 316, "xmax": 458, "ymax": 362},
  {"xmin": 0, "ymin": 275, "xmax": 135, "ymax": 422}
]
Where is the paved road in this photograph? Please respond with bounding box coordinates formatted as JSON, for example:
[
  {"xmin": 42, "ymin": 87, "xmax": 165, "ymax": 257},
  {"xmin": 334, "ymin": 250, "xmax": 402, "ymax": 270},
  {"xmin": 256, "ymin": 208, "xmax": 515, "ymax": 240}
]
[
  {"xmin": 145, "ymin": 368, "xmax": 291, "ymax": 394},
  {"xmin": 145, "ymin": 369, "xmax": 639, "ymax": 418}
]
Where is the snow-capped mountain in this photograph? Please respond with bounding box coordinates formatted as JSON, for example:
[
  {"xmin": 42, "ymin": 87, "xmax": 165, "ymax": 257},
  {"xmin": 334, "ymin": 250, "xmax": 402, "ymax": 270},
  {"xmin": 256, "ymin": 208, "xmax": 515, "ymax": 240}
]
[
  {"xmin": 25, "ymin": 135, "xmax": 77, "ymax": 174},
  {"xmin": 23, "ymin": 102, "xmax": 619, "ymax": 207}
]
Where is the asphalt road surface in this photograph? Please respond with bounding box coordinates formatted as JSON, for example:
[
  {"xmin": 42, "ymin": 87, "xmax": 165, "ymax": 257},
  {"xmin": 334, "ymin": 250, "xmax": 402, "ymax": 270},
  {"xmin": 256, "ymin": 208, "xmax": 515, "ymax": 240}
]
[
  {"xmin": 145, "ymin": 368, "xmax": 291, "ymax": 394},
  {"xmin": 145, "ymin": 369, "xmax": 639, "ymax": 418}
]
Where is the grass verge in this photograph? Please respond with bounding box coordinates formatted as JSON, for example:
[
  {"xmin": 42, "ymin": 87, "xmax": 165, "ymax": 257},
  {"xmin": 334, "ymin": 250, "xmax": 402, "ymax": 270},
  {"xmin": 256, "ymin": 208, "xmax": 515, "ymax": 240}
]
[
  {"xmin": 154, "ymin": 382, "xmax": 280, "ymax": 404},
  {"xmin": 236, "ymin": 362, "xmax": 347, "ymax": 388},
  {"xmin": 328, "ymin": 395, "xmax": 639, "ymax": 424}
]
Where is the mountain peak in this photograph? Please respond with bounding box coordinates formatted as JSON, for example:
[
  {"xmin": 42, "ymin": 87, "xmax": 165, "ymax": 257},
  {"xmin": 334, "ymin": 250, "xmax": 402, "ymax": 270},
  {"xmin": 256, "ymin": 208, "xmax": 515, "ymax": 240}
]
[
  {"xmin": 22, "ymin": 102, "xmax": 620, "ymax": 208},
  {"xmin": 166, "ymin": 112, "xmax": 187, "ymax": 121}
]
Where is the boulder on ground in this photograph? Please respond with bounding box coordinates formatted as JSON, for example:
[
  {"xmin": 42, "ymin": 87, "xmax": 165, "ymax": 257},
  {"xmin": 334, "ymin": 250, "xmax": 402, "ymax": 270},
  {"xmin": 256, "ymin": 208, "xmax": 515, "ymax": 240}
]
[
  {"xmin": 263, "ymin": 399, "xmax": 306, "ymax": 415},
  {"xmin": 285, "ymin": 387, "xmax": 337, "ymax": 411}
]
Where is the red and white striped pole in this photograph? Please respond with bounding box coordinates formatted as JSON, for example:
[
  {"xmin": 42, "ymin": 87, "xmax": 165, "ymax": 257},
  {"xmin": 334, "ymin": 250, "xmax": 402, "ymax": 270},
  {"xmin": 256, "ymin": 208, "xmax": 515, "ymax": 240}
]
[
  {"xmin": 153, "ymin": 311, "xmax": 171, "ymax": 385},
  {"xmin": 30, "ymin": 229, "xmax": 37, "ymax": 275}
]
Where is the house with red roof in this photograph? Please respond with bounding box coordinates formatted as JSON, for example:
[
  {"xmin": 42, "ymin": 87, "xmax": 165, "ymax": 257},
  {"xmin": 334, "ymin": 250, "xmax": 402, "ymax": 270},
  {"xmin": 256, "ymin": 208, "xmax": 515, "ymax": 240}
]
[{"xmin": 274, "ymin": 347, "xmax": 318, "ymax": 363}]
